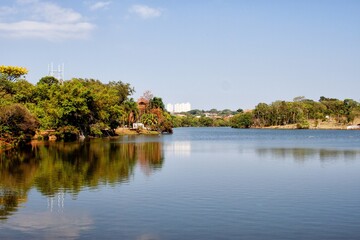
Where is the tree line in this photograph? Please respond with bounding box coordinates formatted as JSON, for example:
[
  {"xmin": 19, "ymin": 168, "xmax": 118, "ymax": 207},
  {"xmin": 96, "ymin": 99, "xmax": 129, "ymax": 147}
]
[
  {"xmin": 0, "ymin": 65, "xmax": 171, "ymax": 146},
  {"xmin": 231, "ymin": 96, "xmax": 360, "ymax": 129},
  {"xmin": 169, "ymin": 96, "xmax": 360, "ymax": 129}
]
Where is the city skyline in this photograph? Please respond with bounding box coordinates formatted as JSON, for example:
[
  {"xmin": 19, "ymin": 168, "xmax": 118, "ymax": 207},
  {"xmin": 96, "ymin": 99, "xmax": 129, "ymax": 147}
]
[
  {"xmin": 166, "ymin": 102, "xmax": 192, "ymax": 113},
  {"xmin": 0, "ymin": 0, "xmax": 359, "ymax": 110}
]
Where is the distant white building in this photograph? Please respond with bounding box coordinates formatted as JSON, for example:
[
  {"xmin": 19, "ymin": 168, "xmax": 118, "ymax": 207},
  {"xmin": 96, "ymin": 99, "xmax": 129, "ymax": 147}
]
[
  {"xmin": 166, "ymin": 102, "xmax": 191, "ymax": 113},
  {"xmin": 166, "ymin": 103, "xmax": 174, "ymax": 113}
]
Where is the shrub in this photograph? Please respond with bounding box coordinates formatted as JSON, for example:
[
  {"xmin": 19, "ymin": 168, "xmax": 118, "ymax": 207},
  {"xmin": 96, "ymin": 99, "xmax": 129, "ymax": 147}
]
[{"xmin": 0, "ymin": 104, "xmax": 39, "ymax": 142}]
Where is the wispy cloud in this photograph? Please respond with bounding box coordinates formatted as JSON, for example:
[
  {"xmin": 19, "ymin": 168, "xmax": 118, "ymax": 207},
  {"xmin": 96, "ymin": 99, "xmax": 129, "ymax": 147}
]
[
  {"xmin": 0, "ymin": 0, "xmax": 95, "ymax": 41},
  {"xmin": 129, "ymin": 4, "xmax": 163, "ymax": 19},
  {"xmin": 89, "ymin": 1, "xmax": 111, "ymax": 11}
]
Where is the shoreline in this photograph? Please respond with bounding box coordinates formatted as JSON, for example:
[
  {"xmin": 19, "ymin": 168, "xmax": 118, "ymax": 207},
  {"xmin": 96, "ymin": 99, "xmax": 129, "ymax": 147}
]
[
  {"xmin": 261, "ymin": 120, "xmax": 355, "ymax": 130},
  {"xmin": 1, "ymin": 125, "xmax": 357, "ymax": 152},
  {"xmin": 0, "ymin": 128, "xmax": 161, "ymax": 152}
]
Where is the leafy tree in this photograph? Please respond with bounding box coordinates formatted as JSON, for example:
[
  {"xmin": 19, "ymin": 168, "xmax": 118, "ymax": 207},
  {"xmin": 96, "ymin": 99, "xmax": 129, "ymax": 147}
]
[
  {"xmin": 0, "ymin": 66, "xmax": 28, "ymax": 81},
  {"xmin": 141, "ymin": 113, "xmax": 158, "ymax": 129},
  {"xmin": 108, "ymin": 81, "xmax": 135, "ymax": 104},
  {"xmin": 253, "ymin": 103, "xmax": 270, "ymax": 126},
  {"xmin": 0, "ymin": 74, "xmax": 15, "ymax": 96},
  {"xmin": 38, "ymin": 76, "xmax": 59, "ymax": 86},
  {"xmin": 149, "ymin": 97, "xmax": 165, "ymax": 110},
  {"xmin": 12, "ymin": 79, "xmax": 35, "ymax": 103},
  {"xmin": 231, "ymin": 112, "xmax": 253, "ymax": 128},
  {"xmin": 199, "ymin": 116, "xmax": 214, "ymax": 127}
]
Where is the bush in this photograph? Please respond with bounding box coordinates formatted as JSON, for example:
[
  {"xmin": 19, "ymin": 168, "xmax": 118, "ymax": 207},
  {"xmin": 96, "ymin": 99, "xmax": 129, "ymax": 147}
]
[
  {"xmin": 296, "ymin": 120, "xmax": 310, "ymax": 129},
  {"xmin": 55, "ymin": 126, "xmax": 80, "ymax": 141},
  {"xmin": 0, "ymin": 104, "xmax": 39, "ymax": 142},
  {"xmin": 231, "ymin": 112, "xmax": 253, "ymax": 128}
]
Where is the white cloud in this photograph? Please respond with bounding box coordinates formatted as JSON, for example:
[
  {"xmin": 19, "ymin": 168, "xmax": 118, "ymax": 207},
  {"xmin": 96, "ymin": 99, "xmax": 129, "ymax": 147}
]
[
  {"xmin": 90, "ymin": 1, "xmax": 111, "ymax": 11},
  {"xmin": 0, "ymin": 1, "xmax": 95, "ymax": 41},
  {"xmin": 0, "ymin": 21, "xmax": 94, "ymax": 40},
  {"xmin": 129, "ymin": 4, "xmax": 162, "ymax": 19},
  {"xmin": 31, "ymin": 2, "xmax": 83, "ymax": 23}
]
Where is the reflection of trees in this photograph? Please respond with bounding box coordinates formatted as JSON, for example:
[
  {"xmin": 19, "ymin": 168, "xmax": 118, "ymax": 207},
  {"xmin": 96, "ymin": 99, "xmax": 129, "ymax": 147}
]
[
  {"xmin": 0, "ymin": 189, "xmax": 19, "ymax": 220},
  {"xmin": 0, "ymin": 146, "xmax": 38, "ymax": 220},
  {"xmin": 256, "ymin": 148, "xmax": 360, "ymax": 162},
  {"xmin": 137, "ymin": 142, "xmax": 164, "ymax": 176},
  {"xmin": 0, "ymin": 140, "xmax": 164, "ymax": 220},
  {"xmin": 33, "ymin": 142, "xmax": 138, "ymax": 196}
]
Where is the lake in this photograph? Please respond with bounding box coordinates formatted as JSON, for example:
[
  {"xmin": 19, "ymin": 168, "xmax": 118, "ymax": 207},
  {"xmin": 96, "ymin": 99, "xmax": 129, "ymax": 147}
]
[{"xmin": 1, "ymin": 128, "xmax": 360, "ymax": 239}]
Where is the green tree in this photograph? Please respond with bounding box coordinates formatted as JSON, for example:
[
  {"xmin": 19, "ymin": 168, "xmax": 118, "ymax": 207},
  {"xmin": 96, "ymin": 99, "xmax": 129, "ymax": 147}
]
[
  {"xmin": 12, "ymin": 79, "xmax": 35, "ymax": 104},
  {"xmin": 38, "ymin": 76, "xmax": 59, "ymax": 86},
  {"xmin": 199, "ymin": 116, "xmax": 214, "ymax": 127},
  {"xmin": 231, "ymin": 112, "xmax": 253, "ymax": 128},
  {"xmin": 108, "ymin": 81, "xmax": 135, "ymax": 104},
  {"xmin": 149, "ymin": 97, "xmax": 165, "ymax": 110},
  {"xmin": 254, "ymin": 103, "xmax": 270, "ymax": 126},
  {"xmin": 141, "ymin": 113, "xmax": 158, "ymax": 129}
]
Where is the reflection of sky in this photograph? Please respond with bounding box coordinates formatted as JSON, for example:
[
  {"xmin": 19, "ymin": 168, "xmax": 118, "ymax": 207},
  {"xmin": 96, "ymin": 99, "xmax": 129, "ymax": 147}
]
[
  {"xmin": 164, "ymin": 141, "xmax": 191, "ymax": 157},
  {"xmin": 3, "ymin": 211, "xmax": 93, "ymax": 239},
  {"xmin": 1, "ymin": 190, "xmax": 93, "ymax": 239}
]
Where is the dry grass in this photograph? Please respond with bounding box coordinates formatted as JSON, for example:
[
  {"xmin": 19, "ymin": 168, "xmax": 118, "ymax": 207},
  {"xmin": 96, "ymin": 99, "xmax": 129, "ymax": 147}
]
[
  {"xmin": 115, "ymin": 127, "xmax": 160, "ymax": 135},
  {"xmin": 115, "ymin": 127, "xmax": 139, "ymax": 135}
]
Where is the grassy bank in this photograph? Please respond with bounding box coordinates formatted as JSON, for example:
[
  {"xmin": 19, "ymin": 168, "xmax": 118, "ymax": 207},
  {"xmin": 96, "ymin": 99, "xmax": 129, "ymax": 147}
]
[{"xmin": 115, "ymin": 127, "xmax": 160, "ymax": 135}]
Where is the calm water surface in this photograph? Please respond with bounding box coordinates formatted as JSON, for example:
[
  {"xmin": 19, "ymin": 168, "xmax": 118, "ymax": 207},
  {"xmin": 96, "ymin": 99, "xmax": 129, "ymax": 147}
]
[{"xmin": 1, "ymin": 128, "xmax": 360, "ymax": 239}]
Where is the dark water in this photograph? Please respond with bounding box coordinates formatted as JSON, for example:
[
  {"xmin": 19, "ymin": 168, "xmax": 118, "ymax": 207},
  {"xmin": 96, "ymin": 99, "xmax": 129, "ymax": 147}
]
[{"xmin": 1, "ymin": 128, "xmax": 360, "ymax": 239}]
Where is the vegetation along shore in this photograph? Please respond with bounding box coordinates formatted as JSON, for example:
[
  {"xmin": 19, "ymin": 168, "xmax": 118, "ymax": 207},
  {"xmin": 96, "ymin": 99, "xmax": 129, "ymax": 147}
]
[{"xmin": 1, "ymin": 65, "xmax": 360, "ymax": 150}]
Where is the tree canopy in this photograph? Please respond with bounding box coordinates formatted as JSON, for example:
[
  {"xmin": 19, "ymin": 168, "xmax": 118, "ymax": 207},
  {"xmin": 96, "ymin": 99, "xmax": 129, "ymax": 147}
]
[{"xmin": 0, "ymin": 66, "xmax": 174, "ymax": 145}]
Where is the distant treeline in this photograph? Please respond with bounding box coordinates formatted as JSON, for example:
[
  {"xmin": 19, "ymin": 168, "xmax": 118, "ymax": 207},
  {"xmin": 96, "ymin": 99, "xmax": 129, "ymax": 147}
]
[
  {"xmin": 231, "ymin": 96, "xmax": 360, "ymax": 129},
  {"xmin": 170, "ymin": 96, "xmax": 360, "ymax": 129},
  {"xmin": 170, "ymin": 108, "xmax": 240, "ymax": 127}
]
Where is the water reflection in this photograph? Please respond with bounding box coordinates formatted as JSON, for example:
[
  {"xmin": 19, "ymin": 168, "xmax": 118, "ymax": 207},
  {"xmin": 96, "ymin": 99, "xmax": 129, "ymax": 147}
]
[
  {"xmin": 5, "ymin": 211, "xmax": 93, "ymax": 239},
  {"xmin": 256, "ymin": 148, "xmax": 360, "ymax": 163},
  {"xmin": 165, "ymin": 141, "xmax": 191, "ymax": 157},
  {"xmin": 0, "ymin": 140, "xmax": 164, "ymax": 220}
]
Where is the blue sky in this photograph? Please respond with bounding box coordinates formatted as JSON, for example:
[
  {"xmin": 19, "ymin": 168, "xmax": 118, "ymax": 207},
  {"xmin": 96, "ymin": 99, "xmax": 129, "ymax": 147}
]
[{"xmin": 0, "ymin": 0, "xmax": 359, "ymax": 110}]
